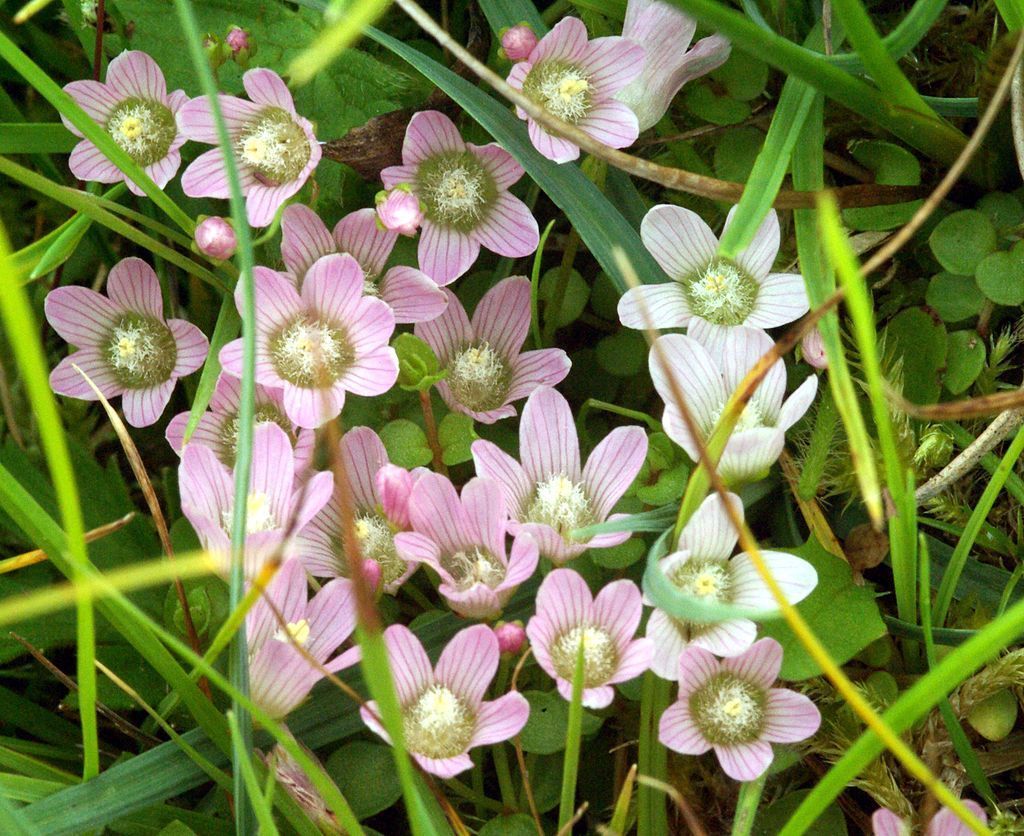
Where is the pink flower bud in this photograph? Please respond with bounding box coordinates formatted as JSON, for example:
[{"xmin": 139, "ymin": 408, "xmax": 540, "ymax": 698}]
[
  {"xmin": 375, "ymin": 188, "xmax": 423, "ymax": 236},
  {"xmin": 225, "ymin": 26, "xmax": 250, "ymax": 55},
  {"xmin": 801, "ymin": 327, "xmax": 828, "ymax": 370},
  {"xmin": 493, "ymin": 621, "xmax": 527, "ymax": 655},
  {"xmin": 360, "ymin": 558, "xmax": 383, "ymax": 593},
  {"xmin": 376, "ymin": 464, "xmax": 415, "ymax": 529},
  {"xmin": 194, "ymin": 216, "xmax": 237, "ymax": 260},
  {"xmin": 501, "ymin": 25, "xmax": 538, "ymax": 62}
]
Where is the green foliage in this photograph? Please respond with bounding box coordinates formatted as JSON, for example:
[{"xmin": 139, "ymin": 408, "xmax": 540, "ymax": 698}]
[
  {"xmin": 437, "ymin": 412, "xmax": 477, "ymax": 466},
  {"xmin": 380, "ymin": 419, "xmax": 433, "ymax": 468},
  {"xmin": 479, "ymin": 813, "xmax": 537, "ymax": 835},
  {"xmin": 754, "ymin": 791, "xmax": 847, "ymax": 836},
  {"xmin": 394, "ymin": 333, "xmax": 446, "ymax": 392},
  {"xmin": 943, "ymin": 330, "xmax": 986, "ymax": 395},
  {"xmin": 596, "ymin": 330, "xmax": 647, "ymax": 377},
  {"xmin": 326, "ymin": 742, "xmax": 402, "ymax": 819},
  {"xmin": 928, "ymin": 210, "xmax": 997, "ymax": 276},
  {"xmin": 975, "ymin": 248, "xmax": 1024, "ymax": 306},
  {"xmin": 518, "ymin": 690, "xmax": 604, "ymax": 754},
  {"xmin": 884, "ymin": 308, "xmax": 947, "ymax": 404},
  {"xmin": 841, "ymin": 140, "xmax": 922, "ymax": 231},
  {"xmin": 539, "ymin": 267, "xmax": 589, "ymax": 327},
  {"xmin": 925, "ymin": 272, "xmax": 986, "ymax": 322}
]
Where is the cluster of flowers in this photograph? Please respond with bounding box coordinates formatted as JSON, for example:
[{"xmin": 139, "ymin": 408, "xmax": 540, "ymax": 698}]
[{"xmin": 45, "ymin": 0, "xmax": 845, "ymax": 795}]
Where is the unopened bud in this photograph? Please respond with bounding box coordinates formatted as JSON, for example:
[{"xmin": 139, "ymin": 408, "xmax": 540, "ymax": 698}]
[
  {"xmin": 500, "ymin": 25, "xmax": 538, "ymax": 62},
  {"xmin": 494, "ymin": 621, "xmax": 527, "ymax": 655},
  {"xmin": 801, "ymin": 327, "xmax": 828, "ymax": 370},
  {"xmin": 203, "ymin": 34, "xmax": 230, "ymax": 71},
  {"xmin": 375, "ymin": 187, "xmax": 423, "ymax": 236},
  {"xmin": 225, "ymin": 27, "xmax": 255, "ymax": 67},
  {"xmin": 194, "ymin": 216, "xmax": 237, "ymax": 260},
  {"xmin": 266, "ymin": 743, "xmax": 343, "ymax": 833},
  {"xmin": 360, "ymin": 558, "xmax": 383, "ymax": 593}
]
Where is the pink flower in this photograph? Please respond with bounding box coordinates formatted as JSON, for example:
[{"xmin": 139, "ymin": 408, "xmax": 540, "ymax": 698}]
[
  {"xmin": 219, "ymin": 255, "xmax": 398, "ymax": 429},
  {"xmin": 360, "ymin": 624, "xmax": 530, "ymax": 778},
  {"xmin": 526, "ymin": 568, "xmax": 653, "ymax": 708},
  {"xmin": 179, "ymin": 68, "xmax": 321, "ymax": 227},
  {"xmin": 266, "ymin": 743, "xmax": 338, "ymax": 833},
  {"xmin": 645, "ymin": 492, "xmax": 817, "ymax": 677},
  {"xmin": 472, "ymin": 386, "xmax": 647, "ymax": 564},
  {"xmin": 394, "ymin": 474, "xmax": 539, "ymax": 619},
  {"xmin": 801, "ymin": 326, "xmax": 828, "ymax": 370},
  {"xmin": 376, "ymin": 187, "xmax": 423, "ymax": 236},
  {"xmin": 61, "ymin": 51, "xmax": 188, "ymax": 195},
  {"xmin": 619, "ymin": 205, "xmax": 809, "ymax": 334},
  {"xmin": 194, "ymin": 216, "xmax": 237, "ymax": 260},
  {"xmin": 381, "ymin": 110, "xmax": 539, "ymax": 285},
  {"xmin": 225, "ymin": 27, "xmax": 251, "ymax": 57},
  {"xmin": 295, "ymin": 427, "xmax": 419, "ymax": 594},
  {"xmin": 178, "ymin": 422, "xmax": 333, "ymax": 578},
  {"xmin": 247, "ymin": 558, "xmax": 359, "ymax": 719},
  {"xmin": 649, "ymin": 327, "xmax": 817, "ymax": 484},
  {"xmin": 616, "ymin": 0, "xmax": 730, "ymax": 131},
  {"xmin": 45, "ymin": 257, "xmax": 208, "ymax": 428},
  {"xmin": 658, "ymin": 638, "xmax": 820, "ymax": 781},
  {"xmin": 415, "ymin": 276, "xmax": 570, "ymax": 423},
  {"xmin": 165, "ymin": 371, "xmax": 314, "ymax": 474},
  {"xmin": 507, "ymin": 18, "xmax": 644, "ymax": 163},
  {"xmin": 501, "ymin": 25, "xmax": 538, "ymax": 62},
  {"xmin": 872, "ymin": 802, "xmax": 988, "ymax": 836},
  {"xmin": 280, "ymin": 205, "xmax": 446, "ymax": 325}
]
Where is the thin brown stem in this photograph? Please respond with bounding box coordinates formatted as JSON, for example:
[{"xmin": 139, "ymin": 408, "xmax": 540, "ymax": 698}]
[
  {"xmin": 92, "ymin": 0, "xmax": 107, "ymax": 81},
  {"xmin": 419, "ymin": 390, "xmax": 448, "ymax": 476}
]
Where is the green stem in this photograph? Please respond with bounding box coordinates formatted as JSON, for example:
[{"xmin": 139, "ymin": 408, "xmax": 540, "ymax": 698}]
[
  {"xmin": 542, "ymin": 227, "xmax": 580, "ymax": 346},
  {"xmin": 493, "ymin": 658, "xmax": 517, "ymax": 809},
  {"xmin": 558, "ymin": 640, "xmax": 586, "ymax": 833},
  {"xmin": 731, "ymin": 773, "xmax": 768, "ymax": 836},
  {"xmin": 530, "ymin": 219, "xmax": 556, "ymax": 350}
]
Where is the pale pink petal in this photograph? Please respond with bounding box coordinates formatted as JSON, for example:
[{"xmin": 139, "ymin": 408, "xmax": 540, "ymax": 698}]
[
  {"xmin": 302, "ymin": 253, "xmax": 364, "ymax": 323},
  {"xmin": 592, "ymin": 579, "xmax": 643, "ymax": 649},
  {"xmin": 360, "ymin": 701, "xmax": 390, "ymax": 743},
  {"xmin": 69, "ymin": 141, "xmax": 122, "ymax": 184},
  {"xmin": 121, "ymin": 380, "xmax": 174, "ymax": 427},
  {"xmin": 871, "ymin": 809, "xmax": 907, "ymax": 836},
  {"xmin": 641, "ymin": 204, "xmax": 717, "ymax": 280},
  {"xmin": 248, "ymin": 423, "xmax": 295, "ymax": 522},
  {"xmin": 165, "ymin": 411, "xmax": 189, "ymax": 454},
  {"xmin": 471, "ymin": 440, "xmax": 532, "ymax": 518},
  {"xmin": 617, "ymin": 283, "xmax": 691, "ymax": 330},
  {"xmin": 248, "ymin": 266, "xmax": 304, "ymax": 334},
  {"xmin": 929, "ymin": 802, "xmax": 988, "ymax": 835},
  {"xmin": 402, "ymin": 110, "xmax": 465, "ymax": 166},
  {"xmin": 179, "ymin": 441, "xmax": 233, "ymax": 526},
  {"xmin": 520, "ymin": 386, "xmax": 581, "ymax": 484},
  {"xmin": 720, "ymin": 327, "xmax": 784, "ymax": 417},
  {"xmin": 578, "ymin": 100, "xmax": 639, "ymax": 150},
  {"xmin": 412, "ymin": 753, "xmax": 474, "ymax": 779},
  {"xmin": 468, "ymin": 143, "xmax": 524, "ymax": 190},
  {"xmin": 691, "ymin": 618, "xmax": 758, "ymax": 658},
  {"xmin": 376, "ymin": 464, "xmax": 415, "ymax": 527},
  {"xmin": 407, "ymin": 472, "xmax": 472, "ymax": 554},
  {"xmin": 507, "ymin": 61, "xmax": 530, "ymax": 95},
  {"xmin": 504, "ymin": 534, "xmax": 539, "ymax": 588},
  {"xmin": 532, "ymin": 17, "xmax": 589, "ymax": 63},
  {"xmin": 660, "ymin": 405, "xmax": 699, "ymax": 463},
  {"xmin": 381, "ymin": 624, "xmax": 433, "ymax": 705},
  {"xmin": 246, "ymin": 181, "xmax": 303, "ymax": 229},
  {"xmin": 105, "ymin": 257, "xmax": 163, "ymax": 317},
  {"xmin": 168, "ymin": 319, "xmax": 209, "ymax": 378},
  {"xmin": 715, "ymin": 741, "xmax": 773, "ymax": 781},
  {"xmin": 105, "ymin": 50, "xmax": 167, "ymax": 101},
  {"xmin": 555, "ymin": 679, "xmax": 615, "ymax": 709},
  {"xmin": 417, "ymin": 222, "xmax": 480, "ymax": 286},
  {"xmin": 347, "ymin": 297, "xmax": 397, "ymax": 353},
  {"xmin": 506, "ymin": 349, "xmax": 571, "ymax": 402},
  {"xmin": 62, "ymin": 80, "xmax": 119, "ymax": 132},
  {"xmin": 178, "ymin": 95, "xmax": 263, "ymax": 143},
  {"xmin": 470, "ymin": 692, "xmax": 530, "ymax": 746},
  {"xmin": 527, "ymin": 118, "xmax": 579, "ymax": 164},
  {"xmin": 380, "ymin": 164, "xmax": 418, "ymax": 189},
  {"xmin": 460, "ymin": 477, "xmax": 507, "ymax": 560},
  {"xmin": 137, "ymin": 150, "xmax": 182, "ymax": 193},
  {"xmin": 339, "ymin": 346, "xmax": 398, "ymax": 397},
  {"xmin": 341, "ymin": 426, "xmax": 388, "ymax": 511},
  {"xmin": 334, "ymin": 208, "xmax": 397, "ymax": 277},
  {"xmin": 745, "ymin": 272, "xmax": 809, "ymax": 329},
  {"xmin": 470, "ymin": 276, "xmax": 532, "ymax": 360},
  {"xmin": 44, "ymin": 286, "xmax": 118, "ymax": 347},
  {"xmin": 582, "ymin": 426, "xmax": 647, "ymax": 520},
  {"xmin": 778, "ymin": 375, "xmax": 819, "ymax": 431},
  {"xmin": 282, "ymin": 383, "xmax": 345, "ymax": 429},
  {"xmin": 514, "ymin": 521, "xmax": 583, "ymax": 565},
  {"xmin": 243, "ymin": 68, "xmax": 295, "ymax": 111},
  {"xmin": 658, "ymin": 699, "xmax": 711, "ymax": 754},
  {"xmin": 249, "ymin": 640, "xmax": 321, "ymax": 718},
  {"xmin": 378, "ymin": 267, "xmax": 448, "ymax": 324},
  {"xmin": 579, "ymin": 37, "xmax": 645, "ymax": 93},
  {"xmin": 687, "ymin": 319, "xmax": 730, "ymax": 356},
  {"xmin": 609, "ymin": 637, "xmax": 654, "ymax": 684},
  {"xmin": 678, "ymin": 492, "xmax": 742, "ymax": 561},
  {"xmin": 762, "ymin": 689, "xmax": 821, "ymax": 743},
  {"xmin": 649, "ymin": 334, "xmax": 725, "ymax": 434},
  {"xmin": 435, "ymin": 624, "xmax": 499, "ymax": 707},
  {"xmin": 721, "ymin": 637, "xmax": 782, "ymax": 690},
  {"xmin": 415, "ymin": 289, "xmax": 472, "ymax": 365},
  {"xmin": 473, "ymin": 193, "xmax": 539, "ymax": 258},
  {"xmin": 50, "ymin": 350, "xmax": 121, "ymax": 400},
  {"xmin": 647, "ymin": 608, "xmax": 690, "ymax": 680},
  {"xmin": 719, "ymin": 427, "xmax": 785, "ymax": 484},
  {"xmin": 281, "ymin": 205, "xmax": 336, "ymax": 279},
  {"xmin": 247, "ymin": 558, "xmax": 308, "ymax": 651},
  {"xmin": 527, "ymin": 568, "xmax": 593, "ymax": 644},
  {"xmin": 676, "ymin": 645, "xmax": 719, "ymax": 696},
  {"xmin": 393, "ymin": 531, "xmax": 442, "ymax": 569},
  {"xmin": 306, "ymin": 577, "xmax": 358, "ymax": 660},
  {"xmin": 729, "ymin": 550, "xmax": 818, "ymax": 610},
  {"xmin": 181, "ymin": 147, "xmax": 257, "ymax": 199},
  {"xmin": 729, "ymin": 207, "xmax": 779, "ymax": 281}
]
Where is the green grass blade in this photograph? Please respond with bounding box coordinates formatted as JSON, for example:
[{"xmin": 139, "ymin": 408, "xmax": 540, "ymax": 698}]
[
  {"xmin": 0, "ymin": 793, "xmax": 44, "ymax": 836},
  {"xmin": 0, "ymin": 221, "xmax": 98, "ymax": 780},
  {"xmin": 228, "ymin": 712, "xmax": 280, "ymax": 836},
  {"xmin": 558, "ymin": 644, "xmax": 586, "ymax": 833},
  {"xmin": 289, "ymin": 0, "xmax": 391, "ymax": 84}
]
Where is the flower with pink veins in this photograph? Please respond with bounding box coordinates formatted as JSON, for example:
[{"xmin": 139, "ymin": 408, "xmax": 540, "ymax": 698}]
[
  {"xmin": 381, "ymin": 110, "xmax": 539, "ymax": 285},
  {"xmin": 179, "ymin": 422, "xmax": 333, "ymax": 578},
  {"xmin": 61, "ymin": 51, "xmax": 188, "ymax": 195},
  {"xmin": 658, "ymin": 638, "xmax": 820, "ymax": 781},
  {"xmin": 179, "ymin": 68, "xmax": 321, "ymax": 227},
  {"xmin": 645, "ymin": 492, "xmax": 817, "ymax": 677},
  {"xmin": 295, "ymin": 426, "xmax": 419, "ymax": 594},
  {"xmin": 415, "ymin": 276, "xmax": 570, "ymax": 423},
  {"xmin": 394, "ymin": 474, "xmax": 539, "ymax": 619},
  {"xmin": 618, "ymin": 206, "xmax": 809, "ymax": 337},
  {"xmin": 507, "ymin": 17, "xmax": 644, "ymax": 163},
  {"xmin": 219, "ymin": 255, "xmax": 398, "ymax": 429},
  {"xmin": 280, "ymin": 204, "xmax": 446, "ymax": 325},
  {"xmin": 527, "ymin": 568, "xmax": 653, "ymax": 708},
  {"xmin": 247, "ymin": 558, "xmax": 360, "ymax": 719},
  {"xmin": 360, "ymin": 624, "xmax": 529, "ymax": 778},
  {"xmin": 649, "ymin": 326, "xmax": 817, "ymax": 484},
  {"xmin": 45, "ymin": 257, "xmax": 207, "ymax": 428},
  {"xmin": 376, "ymin": 187, "xmax": 423, "ymax": 236},
  {"xmin": 165, "ymin": 372, "xmax": 314, "ymax": 474},
  {"xmin": 472, "ymin": 386, "xmax": 647, "ymax": 564},
  {"xmin": 872, "ymin": 802, "xmax": 988, "ymax": 836},
  {"xmin": 615, "ymin": 0, "xmax": 730, "ymax": 131}
]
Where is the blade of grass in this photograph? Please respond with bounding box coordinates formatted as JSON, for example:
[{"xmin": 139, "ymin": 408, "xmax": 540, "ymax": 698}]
[
  {"xmin": 557, "ymin": 643, "xmax": 586, "ymax": 833},
  {"xmin": 0, "ymin": 222, "xmax": 98, "ymax": 780},
  {"xmin": 227, "ymin": 712, "xmax": 280, "ymax": 836},
  {"xmin": 0, "ymin": 794, "xmax": 44, "ymax": 836},
  {"xmin": 288, "ymin": 0, "xmax": 391, "ymax": 84}
]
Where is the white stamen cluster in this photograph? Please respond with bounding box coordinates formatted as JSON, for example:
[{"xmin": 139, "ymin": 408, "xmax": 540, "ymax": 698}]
[
  {"xmin": 237, "ymin": 108, "xmax": 311, "ymax": 185},
  {"xmin": 523, "ymin": 60, "xmax": 593, "ymax": 123},
  {"xmin": 671, "ymin": 558, "xmax": 733, "ymax": 604},
  {"xmin": 686, "ymin": 260, "xmax": 759, "ymax": 326},
  {"xmin": 403, "ymin": 684, "xmax": 475, "ymax": 759},
  {"xmin": 690, "ymin": 673, "xmax": 766, "ymax": 745},
  {"xmin": 353, "ymin": 514, "xmax": 406, "ymax": 587},
  {"xmin": 221, "ymin": 492, "xmax": 279, "ymax": 536},
  {"xmin": 442, "ymin": 547, "xmax": 506, "ymax": 592},
  {"xmin": 106, "ymin": 317, "xmax": 176, "ymax": 388},
  {"xmin": 550, "ymin": 624, "xmax": 618, "ymax": 687},
  {"xmin": 217, "ymin": 404, "xmax": 290, "ymax": 465},
  {"xmin": 271, "ymin": 317, "xmax": 352, "ymax": 387},
  {"xmin": 526, "ymin": 474, "xmax": 594, "ymax": 536},
  {"xmin": 106, "ymin": 99, "xmax": 177, "ymax": 166},
  {"xmin": 446, "ymin": 342, "xmax": 509, "ymax": 412},
  {"xmin": 708, "ymin": 400, "xmax": 767, "ymax": 437},
  {"xmin": 273, "ymin": 618, "xmax": 311, "ymax": 646},
  {"xmin": 418, "ymin": 157, "xmax": 489, "ymax": 228}
]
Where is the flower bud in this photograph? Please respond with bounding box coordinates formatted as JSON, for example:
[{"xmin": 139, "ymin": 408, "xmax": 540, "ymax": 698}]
[
  {"xmin": 375, "ymin": 187, "xmax": 423, "ymax": 236},
  {"xmin": 360, "ymin": 558, "xmax": 383, "ymax": 593},
  {"xmin": 500, "ymin": 24, "xmax": 538, "ymax": 61},
  {"xmin": 800, "ymin": 327, "xmax": 828, "ymax": 370},
  {"xmin": 194, "ymin": 216, "xmax": 237, "ymax": 260},
  {"xmin": 266, "ymin": 743, "xmax": 343, "ymax": 834},
  {"xmin": 493, "ymin": 621, "xmax": 527, "ymax": 655},
  {"xmin": 225, "ymin": 26, "xmax": 255, "ymax": 66},
  {"xmin": 376, "ymin": 463, "xmax": 416, "ymax": 529},
  {"xmin": 203, "ymin": 34, "xmax": 230, "ymax": 71}
]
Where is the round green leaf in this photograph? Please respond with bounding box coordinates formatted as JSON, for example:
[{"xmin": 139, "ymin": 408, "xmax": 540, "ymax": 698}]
[
  {"xmin": 842, "ymin": 141, "xmax": 921, "ymax": 230},
  {"xmin": 943, "ymin": 330, "xmax": 986, "ymax": 395},
  {"xmin": 714, "ymin": 127, "xmax": 764, "ymax": 184},
  {"xmin": 711, "ymin": 50, "xmax": 768, "ymax": 101},
  {"xmin": 518, "ymin": 690, "xmax": 604, "ymax": 754},
  {"xmin": 753, "ymin": 790, "xmax": 847, "ymax": 836},
  {"xmin": 480, "ymin": 814, "xmax": 537, "ymax": 836},
  {"xmin": 926, "ymin": 272, "xmax": 986, "ymax": 322},
  {"xmin": 438, "ymin": 411, "xmax": 478, "ymax": 466},
  {"xmin": 596, "ymin": 330, "xmax": 647, "ymax": 377},
  {"xmin": 326, "ymin": 741, "xmax": 402, "ymax": 820},
  {"xmin": 539, "ymin": 267, "xmax": 590, "ymax": 328},
  {"xmin": 380, "ymin": 419, "xmax": 432, "ymax": 468},
  {"xmin": 928, "ymin": 210, "xmax": 997, "ymax": 275},
  {"xmin": 976, "ymin": 191, "xmax": 1024, "ymax": 231},
  {"xmin": 684, "ymin": 85, "xmax": 751, "ymax": 126},
  {"xmin": 885, "ymin": 308, "xmax": 947, "ymax": 405},
  {"xmin": 589, "ymin": 537, "xmax": 646, "ymax": 569},
  {"xmin": 975, "ymin": 249, "xmax": 1024, "ymax": 306}
]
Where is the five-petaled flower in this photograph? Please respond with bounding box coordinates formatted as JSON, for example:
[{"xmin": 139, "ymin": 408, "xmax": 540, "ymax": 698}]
[
  {"xmin": 416, "ymin": 276, "xmax": 570, "ymax": 423},
  {"xmin": 381, "ymin": 110, "xmax": 540, "ymax": 285},
  {"xmin": 871, "ymin": 802, "xmax": 988, "ymax": 836},
  {"xmin": 180, "ymin": 68, "xmax": 321, "ymax": 227},
  {"xmin": 645, "ymin": 492, "xmax": 817, "ymax": 677},
  {"xmin": 360, "ymin": 624, "xmax": 530, "ymax": 778},
  {"xmin": 507, "ymin": 17, "xmax": 645, "ymax": 163},
  {"xmin": 472, "ymin": 386, "xmax": 647, "ymax": 564},
  {"xmin": 527, "ymin": 568, "xmax": 653, "ymax": 708},
  {"xmin": 658, "ymin": 638, "xmax": 820, "ymax": 781},
  {"xmin": 62, "ymin": 51, "xmax": 189, "ymax": 194},
  {"xmin": 46, "ymin": 257, "xmax": 208, "ymax": 427},
  {"xmin": 219, "ymin": 255, "xmax": 399, "ymax": 429}
]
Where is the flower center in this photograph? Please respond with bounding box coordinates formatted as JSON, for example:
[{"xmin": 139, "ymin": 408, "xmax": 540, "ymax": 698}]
[
  {"xmin": 106, "ymin": 98, "xmax": 177, "ymax": 166},
  {"xmin": 526, "ymin": 474, "xmax": 594, "ymax": 537},
  {"xmin": 352, "ymin": 513, "xmax": 406, "ymax": 588},
  {"xmin": 237, "ymin": 107, "xmax": 312, "ymax": 186},
  {"xmin": 522, "ymin": 59, "xmax": 593, "ymax": 124},
  {"xmin": 441, "ymin": 547, "xmax": 506, "ymax": 592},
  {"xmin": 403, "ymin": 684, "xmax": 475, "ymax": 759},
  {"xmin": 550, "ymin": 624, "xmax": 619, "ymax": 688},
  {"xmin": 221, "ymin": 491, "xmax": 279, "ymax": 536},
  {"xmin": 105, "ymin": 314, "xmax": 177, "ymax": 389},
  {"xmin": 446, "ymin": 341, "xmax": 511, "ymax": 413},
  {"xmin": 685, "ymin": 260, "xmax": 759, "ymax": 326},
  {"xmin": 273, "ymin": 618, "xmax": 311, "ymax": 646},
  {"xmin": 707, "ymin": 400, "xmax": 766, "ymax": 438},
  {"xmin": 270, "ymin": 316, "xmax": 353, "ymax": 387},
  {"xmin": 690, "ymin": 673, "xmax": 767, "ymax": 745},
  {"xmin": 415, "ymin": 151, "xmax": 495, "ymax": 231},
  {"xmin": 670, "ymin": 558, "xmax": 733, "ymax": 604},
  {"xmin": 217, "ymin": 404, "xmax": 293, "ymax": 467}
]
